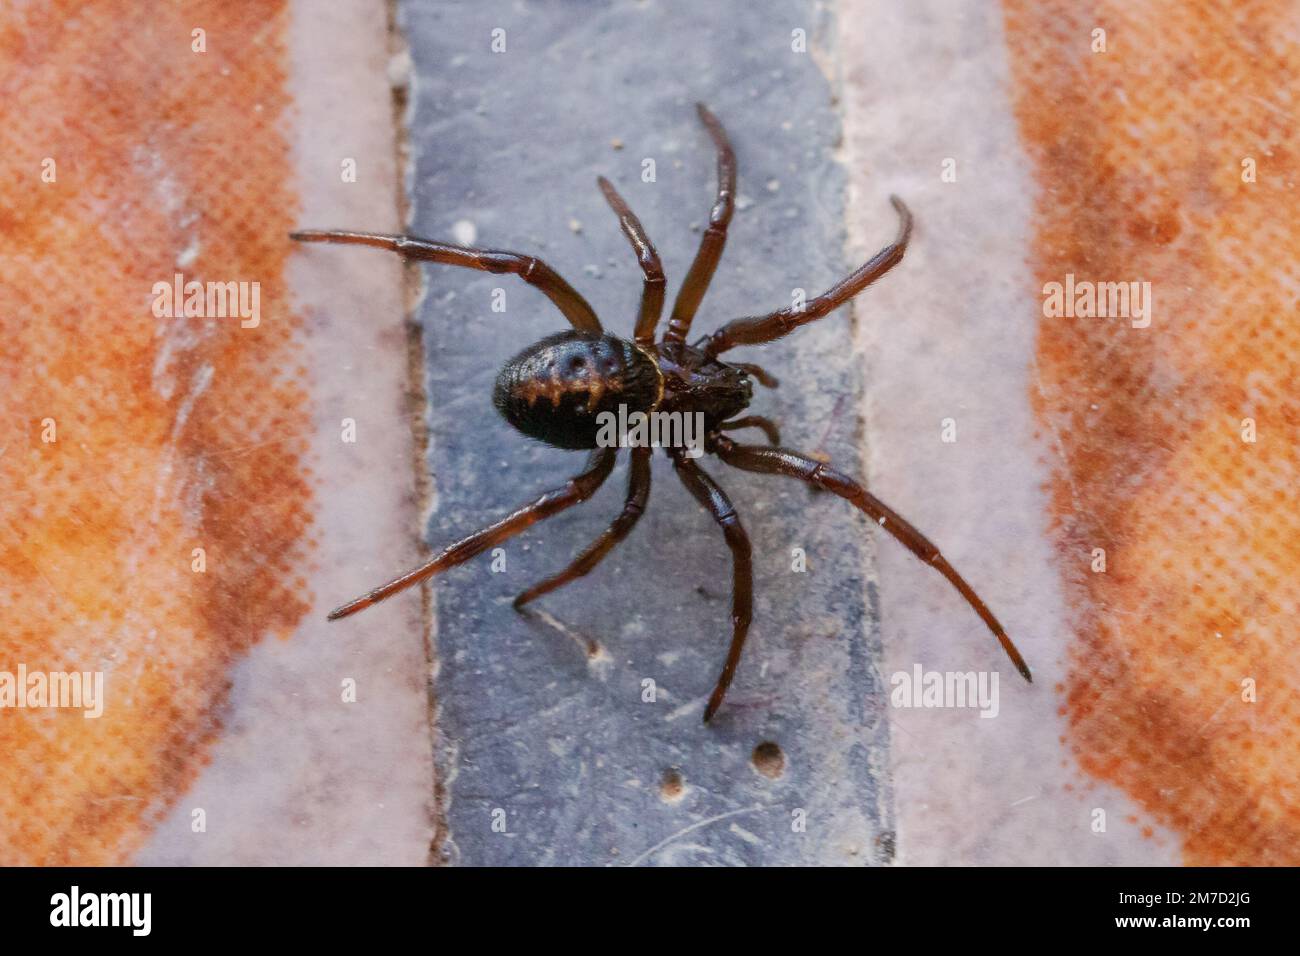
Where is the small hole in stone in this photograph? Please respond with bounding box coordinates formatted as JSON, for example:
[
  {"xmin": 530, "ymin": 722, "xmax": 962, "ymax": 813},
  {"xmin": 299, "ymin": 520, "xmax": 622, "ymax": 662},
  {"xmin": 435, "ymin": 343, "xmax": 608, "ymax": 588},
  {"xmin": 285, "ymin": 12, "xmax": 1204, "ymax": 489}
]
[
  {"xmin": 569, "ymin": 356, "xmax": 586, "ymax": 372},
  {"xmin": 751, "ymin": 741, "xmax": 785, "ymax": 779},
  {"xmin": 660, "ymin": 768, "xmax": 685, "ymax": 802}
]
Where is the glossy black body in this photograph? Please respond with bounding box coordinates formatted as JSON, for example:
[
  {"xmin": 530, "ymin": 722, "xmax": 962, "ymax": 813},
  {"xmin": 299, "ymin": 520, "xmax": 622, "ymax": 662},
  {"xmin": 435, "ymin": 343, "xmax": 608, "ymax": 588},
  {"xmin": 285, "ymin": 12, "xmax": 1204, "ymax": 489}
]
[
  {"xmin": 493, "ymin": 331, "xmax": 663, "ymax": 449},
  {"xmin": 493, "ymin": 330, "xmax": 755, "ymax": 451}
]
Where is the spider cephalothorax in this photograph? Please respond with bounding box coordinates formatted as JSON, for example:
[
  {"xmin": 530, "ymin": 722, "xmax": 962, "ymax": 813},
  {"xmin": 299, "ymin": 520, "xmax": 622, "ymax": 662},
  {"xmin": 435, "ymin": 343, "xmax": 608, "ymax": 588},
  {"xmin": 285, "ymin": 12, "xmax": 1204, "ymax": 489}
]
[{"xmin": 290, "ymin": 103, "xmax": 1030, "ymax": 723}]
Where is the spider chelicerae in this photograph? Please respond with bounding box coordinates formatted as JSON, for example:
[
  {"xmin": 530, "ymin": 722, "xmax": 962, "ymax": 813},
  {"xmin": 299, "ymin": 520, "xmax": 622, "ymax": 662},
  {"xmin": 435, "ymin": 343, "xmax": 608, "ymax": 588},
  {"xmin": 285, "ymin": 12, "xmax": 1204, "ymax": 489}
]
[{"xmin": 290, "ymin": 103, "xmax": 1031, "ymax": 722}]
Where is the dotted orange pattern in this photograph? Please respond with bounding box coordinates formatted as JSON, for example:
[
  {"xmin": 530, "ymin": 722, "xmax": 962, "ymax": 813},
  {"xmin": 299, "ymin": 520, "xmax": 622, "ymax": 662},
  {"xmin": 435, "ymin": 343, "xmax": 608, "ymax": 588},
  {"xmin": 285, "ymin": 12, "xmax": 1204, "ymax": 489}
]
[
  {"xmin": 0, "ymin": 1, "xmax": 312, "ymax": 863},
  {"xmin": 1003, "ymin": 0, "xmax": 1300, "ymax": 863}
]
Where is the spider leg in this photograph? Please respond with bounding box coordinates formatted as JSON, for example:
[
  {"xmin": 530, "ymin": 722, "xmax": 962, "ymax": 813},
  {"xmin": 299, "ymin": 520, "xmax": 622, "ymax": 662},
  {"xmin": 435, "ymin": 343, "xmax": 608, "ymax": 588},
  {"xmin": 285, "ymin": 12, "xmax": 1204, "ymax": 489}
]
[
  {"xmin": 664, "ymin": 103, "xmax": 736, "ymax": 347},
  {"xmin": 728, "ymin": 362, "xmax": 779, "ymax": 388},
  {"xmin": 671, "ymin": 450, "xmax": 753, "ymax": 723},
  {"xmin": 700, "ymin": 197, "xmax": 912, "ymax": 358},
  {"xmin": 290, "ymin": 229, "xmax": 601, "ymax": 333},
  {"xmin": 712, "ymin": 436, "xmax": 1031, "ymax": 682},
  {"xmin": 513, "ymin": 446, "xmax": 652, "ymax": 608},
  {"xmin": 719, "ymin": 416, "xmax": 781, "ymax": 445},
  {"xmin": 596, "ymin": 177, "xmax": 666, "ymax": 347},
  {"xmin": 327, "ymin": 449, "xmax": 616, "ymax": 620}
]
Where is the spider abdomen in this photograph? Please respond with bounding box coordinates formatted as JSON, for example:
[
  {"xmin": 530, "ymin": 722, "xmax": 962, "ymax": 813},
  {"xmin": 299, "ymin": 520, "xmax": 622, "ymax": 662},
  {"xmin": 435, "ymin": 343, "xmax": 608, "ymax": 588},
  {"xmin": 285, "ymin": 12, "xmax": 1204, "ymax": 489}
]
[{"xmin": 493, "ymin": 331, "xmax": 663, "ymax": 449}]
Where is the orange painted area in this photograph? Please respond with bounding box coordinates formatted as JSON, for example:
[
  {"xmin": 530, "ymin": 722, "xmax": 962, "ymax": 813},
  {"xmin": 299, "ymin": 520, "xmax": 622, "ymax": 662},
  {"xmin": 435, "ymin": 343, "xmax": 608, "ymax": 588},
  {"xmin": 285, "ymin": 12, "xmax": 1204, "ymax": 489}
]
[
  {"xmin": 0, "ymin": 2, "xmax": 312, "ymax": 863},
  {"xmin": 1003, "ymin": 0, "xmax": 1300, "ymax": 862}
]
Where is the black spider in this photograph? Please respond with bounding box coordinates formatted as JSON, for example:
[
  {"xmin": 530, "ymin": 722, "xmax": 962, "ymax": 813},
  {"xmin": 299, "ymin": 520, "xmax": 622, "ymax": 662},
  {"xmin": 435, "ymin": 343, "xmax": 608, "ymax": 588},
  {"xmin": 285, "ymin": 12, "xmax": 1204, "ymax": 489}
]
[{"xmin": 290, "ymin": 103, "xmax": 1030, "ymax": 722}]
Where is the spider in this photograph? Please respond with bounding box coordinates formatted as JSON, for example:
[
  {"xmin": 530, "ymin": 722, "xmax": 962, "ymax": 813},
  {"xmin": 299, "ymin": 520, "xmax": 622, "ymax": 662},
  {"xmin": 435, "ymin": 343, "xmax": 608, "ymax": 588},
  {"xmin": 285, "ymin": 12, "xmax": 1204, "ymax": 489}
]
[{"xmin": 290, "ymin": 103, "xmax": 1031, "ymax": 722}]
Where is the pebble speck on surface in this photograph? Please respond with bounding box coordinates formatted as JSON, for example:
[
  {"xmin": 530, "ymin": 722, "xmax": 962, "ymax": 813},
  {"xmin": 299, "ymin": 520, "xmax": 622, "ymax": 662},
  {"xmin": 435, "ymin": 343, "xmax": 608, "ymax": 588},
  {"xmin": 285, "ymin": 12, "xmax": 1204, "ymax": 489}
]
[{"xmin": 451, "ymin": 219, "xmax": 477, "ymax": 245}]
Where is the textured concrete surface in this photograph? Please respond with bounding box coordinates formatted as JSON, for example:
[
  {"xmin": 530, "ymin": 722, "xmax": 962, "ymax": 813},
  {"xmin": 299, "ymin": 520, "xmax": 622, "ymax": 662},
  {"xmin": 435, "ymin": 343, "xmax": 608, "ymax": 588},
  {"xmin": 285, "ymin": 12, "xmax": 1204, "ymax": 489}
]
[
  {"xmin": 401, "ymin": 0, "xmax": 892, "ymax": 864},
  {"xmin": 0, "ymin": 0, "xmax": 434, "ymax": 865},
  {"xmin": 138, "ymin": 0, "xmax": 436, "ymax": 865},
  {"xmin": 838, "ymin": 0, "xmax": 1172, "ymax": 864}
]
